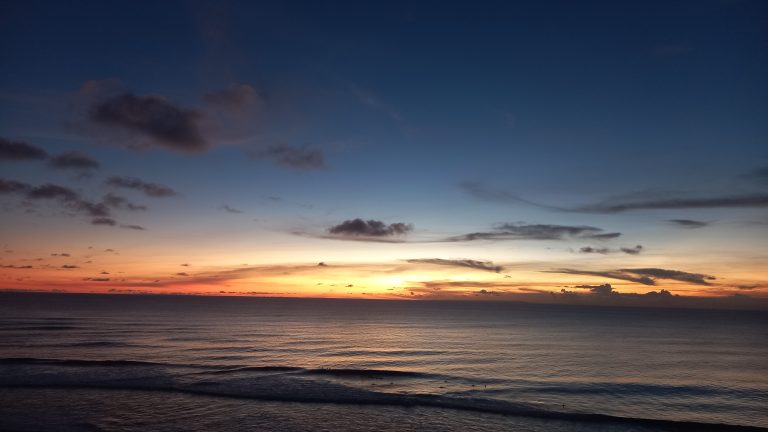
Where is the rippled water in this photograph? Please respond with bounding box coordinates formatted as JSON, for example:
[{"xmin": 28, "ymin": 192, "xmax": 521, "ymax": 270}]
[{"xmin": 1, "ymin": 293, "xmax": 766, "ymax": 431}]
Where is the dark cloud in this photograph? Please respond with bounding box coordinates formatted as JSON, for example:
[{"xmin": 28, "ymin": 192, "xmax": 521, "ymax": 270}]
[
  {"xmin": 89, "ymin": 92, "xmax": 207, "ymax": 152},
  {"xmin": 14, "ymin": 182, "xmax": 111, "ymax": 217},
  {"xmin": 0, "ymin": 178, "xmax": 30, "ymax": 194},
  {"xmin": 91, "ymin": 217, "xmax": 117, "ymax": 226},
  {"xmin": 447, "ymin": 223, "xmax": 620, "ymax": 242},
  {"xmin": 736, "ymin": 284, "xmax": 766, "ymax": 290},
  {"xmin": 0, "ymin": 138, "xmax": 49, "ymax": 161},
  {"xmin": 61, "ymin": 264, "xmax": 79, "ymax": 269},
  {"xmin": 406, "ymin": 258, "xmax": 503, "ymax": 273},
  {"xmin": 574, "ymin": 283, "xmax": 616, "ymax": 296},
  {"xmin": 176, "ymin": 272, "xmax": 189, "ymax": 276},
  {"xmin": 105, "ymin": 176, "xmax": 177, "ymax": 197},
  {"xmin": 252, "ymin": 144, "xmax": 325, "ymax": 170},
  {"xmin": 0, "ymin": 179, "xmax": 112, "ymax": 219},
  {"xmin": 549, "ymin": 269, "xmax": 656, "ymax": 285},
  {"xmin": 668, "ymin": 219, "xmax": 709, "ymax": 229},
  {"xmin": 48, "ymin": 151, "xmax": 100, "ymax": 170},
  {"xmin": 475, "ymin": 289, "xmax": 501, "ymax": 296},
  {"xmin": 578, "ymin": 194, "xmax": 768, "ymax": 213},
  {"xmin": 620, "ymin": 268, "xmax": 715, "ymax": 285},
  {"xmin": 549, "ymin": 267, "xmax": 715, "ymax": 286},
  {"xmin": 220, "ymin": 205, "xmax": 243, "ymax": 214},
  {"xmin": 203, "ymin": 84, "xmax": 262, "ymax": 111},
  {"xmin": 328, "ymin": 219, "xmax": 413, "ymax": 239},
  {"xmin": 579, "ymin": 246, "xmax": 610, "ymax": 254},
  {"xmin": 103, "ymin": 193, "xmax": 147, "ymax": 211},
  {"xmin": 620, "ymin": 245, "xmax": 644, "ymax": 255},
  {"xmin": 121, "ymin": 224, "xmax": 146, "ymax": 230}
]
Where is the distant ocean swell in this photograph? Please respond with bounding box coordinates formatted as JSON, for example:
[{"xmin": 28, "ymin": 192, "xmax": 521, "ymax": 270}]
[{"xmin": 1, "ymin": 357, "xmax": 764, "ymax": 432}]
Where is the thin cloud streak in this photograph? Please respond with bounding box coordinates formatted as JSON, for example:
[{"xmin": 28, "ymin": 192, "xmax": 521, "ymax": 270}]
[{"xmin": 406, "ymin": 258, "xmax": 504, "ymax": 273}]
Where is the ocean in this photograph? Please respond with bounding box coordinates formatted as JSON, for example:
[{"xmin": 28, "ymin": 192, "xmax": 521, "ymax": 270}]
[{"xmin": 0, "ymin": 292, "xmax": 766, "ymax": 431}]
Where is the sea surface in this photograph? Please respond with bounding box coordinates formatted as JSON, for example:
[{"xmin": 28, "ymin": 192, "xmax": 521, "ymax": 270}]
[{"xmin": 0, "ymin": 292, "xmax": 766, "ymax": 431}]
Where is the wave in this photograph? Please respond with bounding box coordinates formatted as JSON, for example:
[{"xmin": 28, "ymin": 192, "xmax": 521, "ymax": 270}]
[{"xmin": 0, "ymin": 357, "xmax": 765, "ymax": 431}]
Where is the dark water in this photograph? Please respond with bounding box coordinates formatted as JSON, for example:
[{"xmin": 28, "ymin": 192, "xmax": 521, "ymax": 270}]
[{"xmin": 0, "ymin": 293, "xmax": 766, "ymax": 431}]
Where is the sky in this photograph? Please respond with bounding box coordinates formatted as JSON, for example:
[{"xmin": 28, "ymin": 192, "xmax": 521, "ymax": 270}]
[{"xmin": 1, "ymin": 0, "xmax": 767, "ymax": 308}]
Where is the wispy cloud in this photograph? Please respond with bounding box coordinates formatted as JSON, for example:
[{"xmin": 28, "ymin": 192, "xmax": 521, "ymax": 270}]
[
  {"xmin": 220, "ymin": 204, "xmax": 243, "ymax": 214},
  {"xmin": 203, "ymin": 84, "xmax": 263, "ymax": 112},
  {"xmin": 447, "ymin": 223, "xmax": 621, "ymax": 242},
  {"xmin": 105, "ymin": 176, "xmax": 177, "ymax": 197},
  {"xmin": 250, "ymin": 144, "xmax": 325, "ymax": 170},
  {"xmin": 577, "ymin": 194, "xmax": 768, "ymax": 213},
  {"xmin": 578, "ymin": 245, "xmax": 644, "ymax": 255},
  {"xmin": 460, "ymin": 181, "xmax": 563, "ymax": 210},
  {"xmin": 102, "ymin": 193, "xmax": 147, "ymax": 211},
  {"xmin": 548, "ymin": 268, "xmax": 656, "ymax": 285},
  {"xmin": 547, "ymin": 267, "xmax": 715, "ymax": 286},
  {"xmin": 48, "ymin": 151, "xmax": 100, "ymax": 170},
  {"xmin": 406, "ymin": 258, "xmax": 503, "ymax": 273},
  {"xmin": 668, "ymin": 219, "xmax": 709, "ymax": 229},
  {"xmin": 462, "ymin": 181, "xmax": 768, "ymax": 213}
]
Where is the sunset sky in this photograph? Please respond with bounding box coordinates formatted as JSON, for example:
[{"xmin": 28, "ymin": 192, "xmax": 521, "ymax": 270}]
[{"xmin": 1, "ymin": 0, "xmax": 767, "ymax": 308}]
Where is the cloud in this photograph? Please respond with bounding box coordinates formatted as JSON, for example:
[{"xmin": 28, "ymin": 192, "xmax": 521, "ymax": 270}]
[
  {"xmin": 121, "ymin": 224, "xmax": 146, "ymax": 230},
  {"xmin": 462, "ymin": 182, "xmax": 768, "ymax": 213},
  {"xmin": 0, "ymin": 137, "xmax": 49, "ymax": 161},
  {"xmin": 549, "ymin": 268, "xmax": 656, "ymax": 285},
  {"xmin": 251, "ymin": 144, "xmax": 325, "ymax": 170},
  {"xmin": 736, "ymin": 284, "xmax": 767, "ymax": 290},
  {"xmin": 61, "ymin": 264, "xmax": 79, "ymax": 269},
  {"xmin": 20, "ymin": 182, "xmax": 111, "ymax": 218},
  {"xmin": 0, "ymin": 177, "xmax": 147, "ymax": 227},
  {"xmin": 105, "ymin": 176, "xmax": 177, "ymax": 197},
  {"xmin": 549, "ymin": 267, "xmax": 715, "ymax": 286},
  {"xmin": 578, "ymin": 194, "xmax": 768, "ymax": 213},
  {"xmin": 668, "ymin": 219, "xmax": 709, "ymax": 229},
  {"xmin": 220, "ymin": 205, "xmax": 243, "ymax": 213},
  {"xmin": 460, "ymin": 182, "xmax": 562, "ymax": 210},
  {"xmin": 574, "ymin": 283, "xmax": 616, "ymax": 296},
  {"xmin": 577, "ymin": 244, "xmax": 643, "ymax": 255},
  {"xmin": 102, "ymin": 193, "xmax": 147, "ymax": 211},
  {"xmin": 406, "ymin": 258, "xmax": 503, "ymax": 273},
  {"xmin": 203, "ymin": 84, "xmax": 262, "ymax": 111},
  {"xmin": 91, "ymin": 217, "xmax": 117, "ymax": 226},
  {"xmin": 0, "ymin": 178, "xmax": 30, "ymax": 193},
  {"xmin": 579, "ymin": 246, "xmax": 610, "ymax": 254},
  {"xmin": 89, "ymin": 92, "xmax": 207, "ymax": 152},
  {"xmin": 328, "ymin": 219, "xmax": 413, "ymax": 239},
  {"xmin": 48, "ymin": 151, "xmax": 100, "ymax": 170},
  {"xmin": 619, "ymin": 268, "xmax": 715, "ymax": 285},
  {"xmin": 620, "ymin": 245, "xmax": 643, "ymax": 255},
  {"xmin": 447, "ymin": 223, "xmax": 620, "ymax": 242}
]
